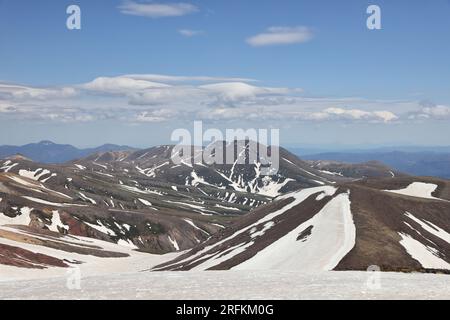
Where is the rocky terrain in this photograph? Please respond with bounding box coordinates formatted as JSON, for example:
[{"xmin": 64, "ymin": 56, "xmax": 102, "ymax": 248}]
[
  {"xmin": 157, "ymin": 177, "xmax": 450, "ymax": 273},
  {"xmin": 1, "ymin": 141, "xmax": 449, "ymax": 276},
  {"xmin": 0, "ymin": 142, "xmax": 349, "ymax": 270}
]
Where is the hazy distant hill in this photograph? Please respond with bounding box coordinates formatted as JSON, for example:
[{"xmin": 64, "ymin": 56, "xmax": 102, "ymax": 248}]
[
  {"xmin": 300, "ymin": 151, "xmax": 450, "ymax": 179},
  {"xmin": 0, "ymin": 140, "xmax": 136, "ymax": 163}
]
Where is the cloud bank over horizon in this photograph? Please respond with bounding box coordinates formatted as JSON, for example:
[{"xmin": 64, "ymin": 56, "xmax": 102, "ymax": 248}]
[{"xmin": 0, "ymin": 74, "xmax": 445, "ymax": 127}]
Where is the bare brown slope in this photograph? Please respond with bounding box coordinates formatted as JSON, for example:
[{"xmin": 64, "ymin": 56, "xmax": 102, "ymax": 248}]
[
  {"xmin": 157, "ymin": 177, "xmax": 450, "ymax": 272},
  {"xmin": 336, "ymin": 184, "xmax": 450, "ymax": 272}
]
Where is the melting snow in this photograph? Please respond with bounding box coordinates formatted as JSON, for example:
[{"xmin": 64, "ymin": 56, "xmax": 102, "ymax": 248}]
[
  {"xmin": 95, "ymin": 171, "xmax": 114, "ymax": 178},
  {"xmin": 78, "ymin": 192, "xmax": 96, "ymax": 204},
  {"xmin": 93, "ymin": 162, "xmax": 107, "ymax": 169},
  {"xmin": 258, "ymin": 177, "xmax": 294, "ymax": 197},
  {"xmin": 136, "ymin": 162, "xmax": 169, "ymax": 178},
  {"xmin": 318, "ymin": 169, "xmax": 343, "ymax": 177},
  {"xmin": 120, "ymin": 185, "xmax": 165, "ymax": 196},
  {"xmin": 117, "ymin": 239, "xmax": 138, "ymax": 249},
  {"xmin": 250, "ymin": 221, "xmax": 275, "ymax": 238},
  {"xmin": 161, "ymin": 186, "xmax": 337, "ymax": 270},
  {"xmin": 22, "ymin": 196, "xmax": 85, "ymax": 207},
  {"xmin": 41, "ymin": 173, "xmax": 57, "ymax": 183},
  {"xmin": 233, "ymin": 192, "xmax": 355, "ymax": 271},
  {"xmin": 138, "ymin": 198, "xmax": 153, "ymax": 207},
  {"xmin": 316, "ymin": 187, "xmax": 338, "ymax": 201},
  {"xmin": 404, "ymin": 212, "xmax": 450, "ymax": 244},
  {"xmin": 164, "ymin": 200, "xmax": 205, "ymax": 210},
  {"xmin": 214, "ymin": 204, "xmax": 240, "ymax": 211},
  {"xmin": 0, "ymin": 161, "xmax": 18, "ymax": 172},
  {"xmin": 189, "ymin": 171, "xmax": 219, "ymax": 189},
  {"xmin": 48, "ymin": 210, "xmax": 68, "ymax": 232},
  {"xmin": 183, "ymin": 219, "xmax": 209, "ymax": 235},
  {"xmin": 8, "ymin": 175, "xmax": 44, "ymax": 192},
  {"xmin": 168, "ymin": 236, "xmax": 180, "ymax": 251},
  {"xmin": 9, "ymin": 175, "xmax": 71, "ymax": 200},
  {"xmin": 18, "ymin": 168, "xmax": 52, "ymax": 181},
  {"xmin": 85, "ymin": 220, "xmax": 117, "ymax": 236},
  {"xmin": 192, "ymin": 241, "xmax": 255, "ymax": 271},
  {"xmin": 0, "ymin": 207, "xmax": 32, "ymax": 226},
  {"xmin": 398, "ymin": 233, "xmax": 450, "ymax": 270},
  {"xmin": 385, "ymin": 182, "xmax": 442, "ymax": 200}
]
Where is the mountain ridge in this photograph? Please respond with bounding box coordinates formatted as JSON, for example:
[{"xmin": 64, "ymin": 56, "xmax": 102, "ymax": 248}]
[{"xmin": 0, "ymin": 140, "xmax": 137, "ymax": 164}]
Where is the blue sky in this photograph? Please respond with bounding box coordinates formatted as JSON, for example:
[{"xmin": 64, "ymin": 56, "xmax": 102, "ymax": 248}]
[{"xmin": 0, "ymin": 0, "xmax": 450, "ymax": 148}]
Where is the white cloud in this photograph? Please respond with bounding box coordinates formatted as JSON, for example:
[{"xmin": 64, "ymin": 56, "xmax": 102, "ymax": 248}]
[
  {"xmin": 76, "ymin": 76, "xmax": 292, "ymax": 107},
  {"xmin": 0, "ymin": 83, "xmax": 77, "ymax": 100},
  {"xmin": 200, "ymin": 82, "xmax": 291, "ymax": 102},
  {"xmin": 118, "ymin": 1, "xmax": 198, "ymax": 18},
  {"xmin": 410, "ymin": 104, "xmax": 450, "ymax": 120},
  {"xmin": 246, "ymin": 26, "xmax": 314, "ymax": 47},
  {"xmin": 321, "ymin": 108, "xmax": 398, "ymax": 123},
  {"xmin": 81, "ymin": 76, "xmax": 170, "ymax": 95},
  {"xmin": 0, "ymin": 102, "xmax": 96, "ymax": 122},
  {"xmin": 0, "ymin": 102, "xmax": 13, "ymax": 113},
  {"xmin": 178, "ymin": 29, "xmax": 204, "ymax": 37},
  {"xmin": 0, "ymin": 74, "xmax": 429, "ymax": 125},
  {"xmin": 196, "ymin": 106, "xmax": 398, "ymax": 123},
  {"xmin": 372, "ymin": 111, "xmax": 399, "ymax": 122}
]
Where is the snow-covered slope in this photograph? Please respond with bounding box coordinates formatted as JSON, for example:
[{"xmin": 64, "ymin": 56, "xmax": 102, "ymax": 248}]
[
  {"xmin": 2, "ymin": 270, "xmax": 450, "ymax": 300},
  {"xmin": 233, "ymin": 192, "xmax": 355, "ymax": 271},
  {"xmin": 158, "ymin": 178, "xmax": 450, "ymax": 272},
  {"xmin": 0, "ymin": 224, "xmax": 179, "ymax": 281}
]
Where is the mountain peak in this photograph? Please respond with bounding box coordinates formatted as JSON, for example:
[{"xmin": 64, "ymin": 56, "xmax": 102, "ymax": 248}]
[{"xmin": 38, "ymin": 140, "xmax": 56, "ymax": 146}]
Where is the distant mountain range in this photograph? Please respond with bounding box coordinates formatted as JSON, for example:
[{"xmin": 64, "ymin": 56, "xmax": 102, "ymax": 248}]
[
  {"xmin": 1, "ymin": 141, "xmax": 449, "ymax": 179},
  {"xmin": 292, "ymin": 149, "xmax": 450, "ymax": 179},
  {"xmin": 0, "ymin": 140, "xmax": 136, "ymax": 163}
]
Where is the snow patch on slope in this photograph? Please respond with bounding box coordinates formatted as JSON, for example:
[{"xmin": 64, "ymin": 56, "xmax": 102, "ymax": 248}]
[
  {"xmin": 85, "ymin": 220, "xmax": 117, "ymax": 236},
  {"xmin": 0, "ymin": 207, "xmax": 32, "ymax": 226},
  {"xmin": 404, "ymin": 212, "xmax": 450, "ymax": 244},
  {"xmin": 398, "ymin": 233, "xmax": 450, "ymax": 270},
  {"xmin": 258, "ymin": 177, "xmax": 294, "ymax": 197},
  {"xmin": 78, "ymin": 192, "xmax": 96, "ymax": 204},
  {"xmin": 168, "ymin": 236, "xmax": 180, "ymax": 251},
  {"xmin": 233, "ymin": 192, "xmax": 355, "ymax": 271},
  {"xmin": 385, "ymin": 182, "xmax": 442, "ymax": 200},
  {"xmin": 48, "ymin": 210, "xmax": 68, "ymax": 232},
  {"xmin": 18, "ymin": 169, "xmax": 53, "ymax": 182},
  {"xmin": 0, "ymin": 161, "xmax": 18, "ymax": 172}
]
